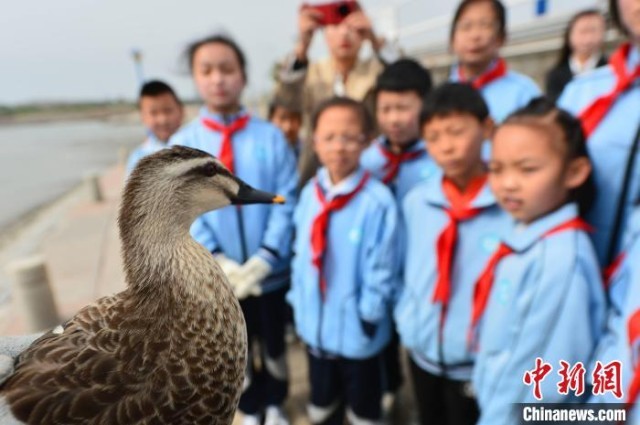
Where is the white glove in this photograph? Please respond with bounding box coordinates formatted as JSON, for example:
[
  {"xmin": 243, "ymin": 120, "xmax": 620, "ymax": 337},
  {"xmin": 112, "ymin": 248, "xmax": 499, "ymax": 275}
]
[
  {"xmin": 214, "ymin": 253, "xmax": 242, "ymax": 277},
  {"xmin": 229, "ymin": 256, "xmax": 272, "ymax": 300}
]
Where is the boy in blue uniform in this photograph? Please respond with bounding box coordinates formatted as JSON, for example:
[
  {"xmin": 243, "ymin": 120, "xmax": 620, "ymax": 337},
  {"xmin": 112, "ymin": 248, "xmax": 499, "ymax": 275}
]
[
  {"xmin": 474, "ymin": 99, "xmax": 606, "ymax": 425},
  {"xmin": 268, "ymin": 97, "xmax": 303, "ymax": 160},
  {"xmin": 558, "ymin": 0, "xmax": 640, "ymax": 267},
  {"xmin": 126, "ymin": 80, "xmax": 184, "ymax": 174},
  {"xmin": 394, "ymin": 83, "xmax": 507, "ymax": 425},
  {"xmin": 289, "ymin": 97, "xmax": 398, "ymax": 425},
  {"xmin": 448, "ymin": 0, "xmax": 539, "ymax": 123},
  {"xmin": 361, "ymin": 59, "xmax": 438, "ymax": 201},
  {"xmin": 170, "ymin": 35, "xmax": 297, "ymax": 425}
]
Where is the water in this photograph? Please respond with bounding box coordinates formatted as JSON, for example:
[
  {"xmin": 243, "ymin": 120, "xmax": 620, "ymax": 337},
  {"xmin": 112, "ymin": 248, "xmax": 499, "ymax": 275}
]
[{"xmin": 0, "ymin": 120, "xmax": 144, "ymax": 232}]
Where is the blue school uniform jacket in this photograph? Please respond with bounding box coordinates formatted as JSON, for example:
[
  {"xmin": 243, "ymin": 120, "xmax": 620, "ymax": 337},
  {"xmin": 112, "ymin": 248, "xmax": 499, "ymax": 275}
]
[
  {"xmin": 360, "ymin": 137, "xmax": 438, "ymax": 202},
  {"xmin": 449, "ymin": 63, "xmax": 540, "ymax": 123},
  {"xmin": 394, "ymin": 175, "xmax": 509, "ymax": 381},
  {"xmin": 126, "ymin": 134, "xmax": 167, "ymax": 174},
  {"xmin": 170, "ymin": 108, "xmax": 298, "ymax": 293},
  {"xmin": 558, "ymin": 47, "xmax": 640, "ymax": 266},
  {"xmin": 288, "ymin": 167, "xmax": 399, "ymax": 359},
  {"xmin": 473, "ymin": 203, "xmax": 607, "ymax": 425},
  {"xmin": 590, "ymin": 207, "xmax": 640, "ymax": 409}
]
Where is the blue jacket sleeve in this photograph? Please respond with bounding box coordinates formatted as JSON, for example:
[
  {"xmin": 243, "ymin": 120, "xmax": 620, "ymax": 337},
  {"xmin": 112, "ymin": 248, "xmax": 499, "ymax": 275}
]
[
  {"xmin": 478, "ymin": 256, "xmax": 606, "ymax": 425},
  {"xmin": 255, "ymin": 130, "xmax": 299, "ymax": 266},
  {"xmin": 358, "ymin": 198, "xmax": 399, "ymax": 323}
]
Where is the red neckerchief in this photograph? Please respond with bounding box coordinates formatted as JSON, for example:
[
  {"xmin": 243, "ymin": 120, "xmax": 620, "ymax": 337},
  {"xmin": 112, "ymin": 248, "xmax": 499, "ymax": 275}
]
[
  {"xmin": 311, "ymin": 172, "xmax": 370, "ymax": 300},
  {"xmin": 377, "ymin": 142, "xmax": 423, "ymax": 184},
  {"xmin": 458, "ymin": 58, "xmax": 508, "ymax": 90},
  {"xmin": 579, "ymin": 43, "xmax": 640, "ymax": 138},
  {"xmin": 432, "ymin": 175, "xmax": 488, "ymax": 307},
  {"xmin": 201, "ymin": 115, "xmax": 250, "ymax": 173}
]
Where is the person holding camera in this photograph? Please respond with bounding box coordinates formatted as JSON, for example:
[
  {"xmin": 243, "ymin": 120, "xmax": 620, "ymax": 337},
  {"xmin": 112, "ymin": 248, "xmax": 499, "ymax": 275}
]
[{"xmin": 276, "ymin": 1, "xmax": 400, "ymax": 186}]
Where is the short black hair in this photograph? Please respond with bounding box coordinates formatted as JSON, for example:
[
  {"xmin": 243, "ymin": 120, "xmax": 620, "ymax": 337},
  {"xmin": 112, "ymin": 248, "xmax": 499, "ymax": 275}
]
[
  {"xmin": 184, "ymin": 33, "xmax": 247, "ymax": 82},
  {"xmin": 451, "ymin": 0, "xmax": 507, "ymax": 41},
  {"xmin": 420, "ymin": 82, "xmax": 489, "ymax": 127},
  {"xmin": 138, "ymin": 80, "xmax": 181, "ymax": 105},
  {"xmin": 375, "ymin": 59, "xmax": 433, "ymax": 99},
  {"xmin": 311, "ymin": 97, "xmax": 373, "ymax": 137},
  {"xmin": 609, "ymin": 0, "xmax": 627, "ymax": 35},
  {"xmin": 268, "ymin": 96, "xmax": 302, "ymax": 120},
  {"xmin": 502, "ymin": 97, "xmax": 595, "ymax": 216}
]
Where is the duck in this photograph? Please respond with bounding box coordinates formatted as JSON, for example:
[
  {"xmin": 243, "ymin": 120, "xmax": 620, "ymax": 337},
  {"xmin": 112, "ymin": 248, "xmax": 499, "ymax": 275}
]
[{"xmin": 0, "ymin": 146, "xmax": 285, "ymax": 425}]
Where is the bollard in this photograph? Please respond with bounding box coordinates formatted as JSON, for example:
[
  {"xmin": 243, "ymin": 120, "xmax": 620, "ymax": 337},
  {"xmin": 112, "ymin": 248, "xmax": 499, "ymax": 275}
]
[
  {"xmin": 6, "ymin": 256, "xmax": 60, "ymax": 333},
  {"xmin": 84, "ymin": 172, "xmax": 103, "ymax": 203}
]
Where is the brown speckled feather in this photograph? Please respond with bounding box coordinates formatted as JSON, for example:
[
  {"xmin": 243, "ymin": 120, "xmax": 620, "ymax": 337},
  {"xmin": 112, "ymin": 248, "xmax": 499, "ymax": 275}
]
[{"xmin": 0, "ymin": 147, "xmax": 252, "ymax": 425}]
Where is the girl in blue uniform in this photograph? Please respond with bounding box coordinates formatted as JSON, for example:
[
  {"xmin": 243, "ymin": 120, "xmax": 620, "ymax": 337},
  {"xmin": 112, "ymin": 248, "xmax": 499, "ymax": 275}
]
[
  {"xmin": 448, "ymin": 0, "xmax": 539, "ymax": 123},
  {"xmin": 592, "ymin": 205, "xmax": 640, "ymax": 423},
  {"xmin": 289, "ymin": 97, "xmax": 398, "ymax": 425},
  {"xmin": 473, "ymin": 98, "xmax": 606, "ymax": 425},
  {"xmin": 169, "ymin": 34, "xmax": 298, "ymax": 425},
  {"xmin": 394, "ymin": 82, "xmax": 508, "ymax": 425},
  {"xmin": 559, "ymin": 0, "xmax": 640, "ymax": 267}
]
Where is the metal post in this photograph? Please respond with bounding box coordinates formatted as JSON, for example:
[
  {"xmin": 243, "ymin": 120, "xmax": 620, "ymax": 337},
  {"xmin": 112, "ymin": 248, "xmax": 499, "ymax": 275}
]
[{"xmin": 7, "ymin": 256, "xmax": 60, "ymax": 332}]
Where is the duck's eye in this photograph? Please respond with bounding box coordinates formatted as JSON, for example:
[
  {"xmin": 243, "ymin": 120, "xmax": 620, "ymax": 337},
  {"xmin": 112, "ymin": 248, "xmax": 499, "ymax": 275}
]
[{"xmin": 201, "ymin": 163, "xmax": 217, "ymax": 177}]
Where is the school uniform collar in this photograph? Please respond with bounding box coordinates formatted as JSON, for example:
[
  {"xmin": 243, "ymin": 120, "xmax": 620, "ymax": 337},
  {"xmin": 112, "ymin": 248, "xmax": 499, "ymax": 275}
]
[
  {"xmin": 378, "ymin": 136, "xmax": 424, "ymax": 154},
  {"xmin": 504, "ymin": 203, "xmax": 579, "ymax": 253},
  {"xmin": 145, "ymin": 132, "xmax": 168, "ymax": 149},
  {"xmin": 199, "ymin": 106, "xmax": 249, "ymax": 125},
  {"xmin": 449, "ymin": 58, "xmax": 499, "ymax": 82},
  {"xmin": 628, "ymin": 44, "xmax": 640, "ymax": 71},
  {"xmin": 422, "ymin": 173, "xmax": 495, "ymax": 210},
  {"xmin": 316, "ymin": 167, "xmax": 367, "ymax": 201},
  {"xmin": 569, "ymin": 53, "xmax": 602, "ymax": 75}
]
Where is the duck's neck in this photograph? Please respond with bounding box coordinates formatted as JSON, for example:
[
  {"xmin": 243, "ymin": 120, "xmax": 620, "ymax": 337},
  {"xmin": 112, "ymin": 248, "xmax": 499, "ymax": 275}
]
[{"xmin": 120, "ymin": 211, "xmax": 222, "ymax": 303}]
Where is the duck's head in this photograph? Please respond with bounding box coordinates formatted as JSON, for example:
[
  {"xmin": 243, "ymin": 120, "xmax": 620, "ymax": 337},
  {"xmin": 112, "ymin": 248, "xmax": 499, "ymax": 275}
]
[{"xmin": 120, "ymin": 146, "xmax": 284, "ymax": 239}]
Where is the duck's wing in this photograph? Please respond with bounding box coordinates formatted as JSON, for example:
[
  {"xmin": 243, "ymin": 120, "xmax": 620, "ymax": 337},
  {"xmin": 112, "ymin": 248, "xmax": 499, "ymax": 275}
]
[{"xmin": 0, "ymin": 291, "xmax": 140, "ymax": 425}]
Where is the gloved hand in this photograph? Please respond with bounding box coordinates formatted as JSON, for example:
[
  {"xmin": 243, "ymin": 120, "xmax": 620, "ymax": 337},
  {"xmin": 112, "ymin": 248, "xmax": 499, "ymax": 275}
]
[
  {"xmin": 213, "ymin": 253, "xmax": 242, "ymax": 277},
  {"xmin": 228, "ymin": 256, "xmax": 272, "ymax": 300},
  {"xmin": 0, "ymin": 333, "xmax": 43, "ymax": 385},
  {"xmin": 360, "ymin": 319, "xmax": 378, "ymax": 339}
]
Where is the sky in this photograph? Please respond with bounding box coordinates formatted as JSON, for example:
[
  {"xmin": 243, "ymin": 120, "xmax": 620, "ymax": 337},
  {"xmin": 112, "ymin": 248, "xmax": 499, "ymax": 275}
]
[{"xmin": 0, "ymin": 0, "xmax": 599, "ymax": 105}]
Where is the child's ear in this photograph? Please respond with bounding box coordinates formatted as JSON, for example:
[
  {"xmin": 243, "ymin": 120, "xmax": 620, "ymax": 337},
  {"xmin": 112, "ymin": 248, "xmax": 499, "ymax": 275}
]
[
  {"xmin": 482, "ymin": 117, "xmax": 495, "ymax": 140},
  {"xmin": 564, "ymin": 157, "xmax": 592, "ymax": 190}
]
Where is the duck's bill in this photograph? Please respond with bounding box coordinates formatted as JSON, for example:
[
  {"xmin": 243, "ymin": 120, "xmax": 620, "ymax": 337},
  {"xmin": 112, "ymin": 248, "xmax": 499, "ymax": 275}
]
[{"xmin": 231, "ymin": 183, "xmax": 286, "ymax": 205}]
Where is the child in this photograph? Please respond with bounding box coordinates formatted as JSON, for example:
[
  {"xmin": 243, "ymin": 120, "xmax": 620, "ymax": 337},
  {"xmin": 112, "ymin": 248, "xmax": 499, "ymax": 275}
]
[
  {"xmin": 473, "ymin": 98, "xmax": 606, "ymax": 425},
  {"xmin": 361, "ymin": 58, "xmax": 439, "ymax": 201},
  {"xmin": 559, "ymin": 0, "xmax": 640, "ymax": 267},
  {"xmin": 289, "ymin": 97, "xmax": 398, "ymax": 425},
  {"xmin": 126, "ymin": 80, "xmax": 184, "ymax": 173},
  {"xmin": 449, "ymin": 0, "xmax": 539, "ymax": 123},
  {"xmin": 394, "ymin": 82, "xmax": 508, "ymax": 425},
  {"xmin": 268, "ymin": 97, "xmax": 303, "ymax": 159},
  {"xmin": 590, "ymin": 205, "xmax": 640, "ymax": 422},
  {"xmin": 169, "ymin": 34, "xmax": 298, "ymax": 425}
]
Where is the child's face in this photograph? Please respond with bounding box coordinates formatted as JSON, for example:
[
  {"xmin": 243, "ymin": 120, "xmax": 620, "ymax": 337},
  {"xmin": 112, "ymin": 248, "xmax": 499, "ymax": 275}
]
[
  {"xmin": 423, "ymin": 113, "xmax": 490, "ymax": 183},
  {"xmin": 451, "ymin": 1, "xmax": 504, "ymax": 68},
  {"xmin": 618, "ymin": 0, "xmax": 640, "ymax": 42},
  {"xmin": 376, "ymin": 90, "xmax": 423, "ymax": 147},
  {"xmin": 489, "ymin": 124, "xmax": 590, "ymax": 224},
  {"xmin": 139, "ymin": 93, "xmax": 184, "ymax": 142},
  {"xmin": 313, "ymin": 106, "xmax": 366, "ymax": 183},
  {"xmin": 270, "ymin": 106, "xmax": 302, "ymax": 145},
  {"xmin": 192, "ymin": 42, "xmax": 246, "ymax": 113}
]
